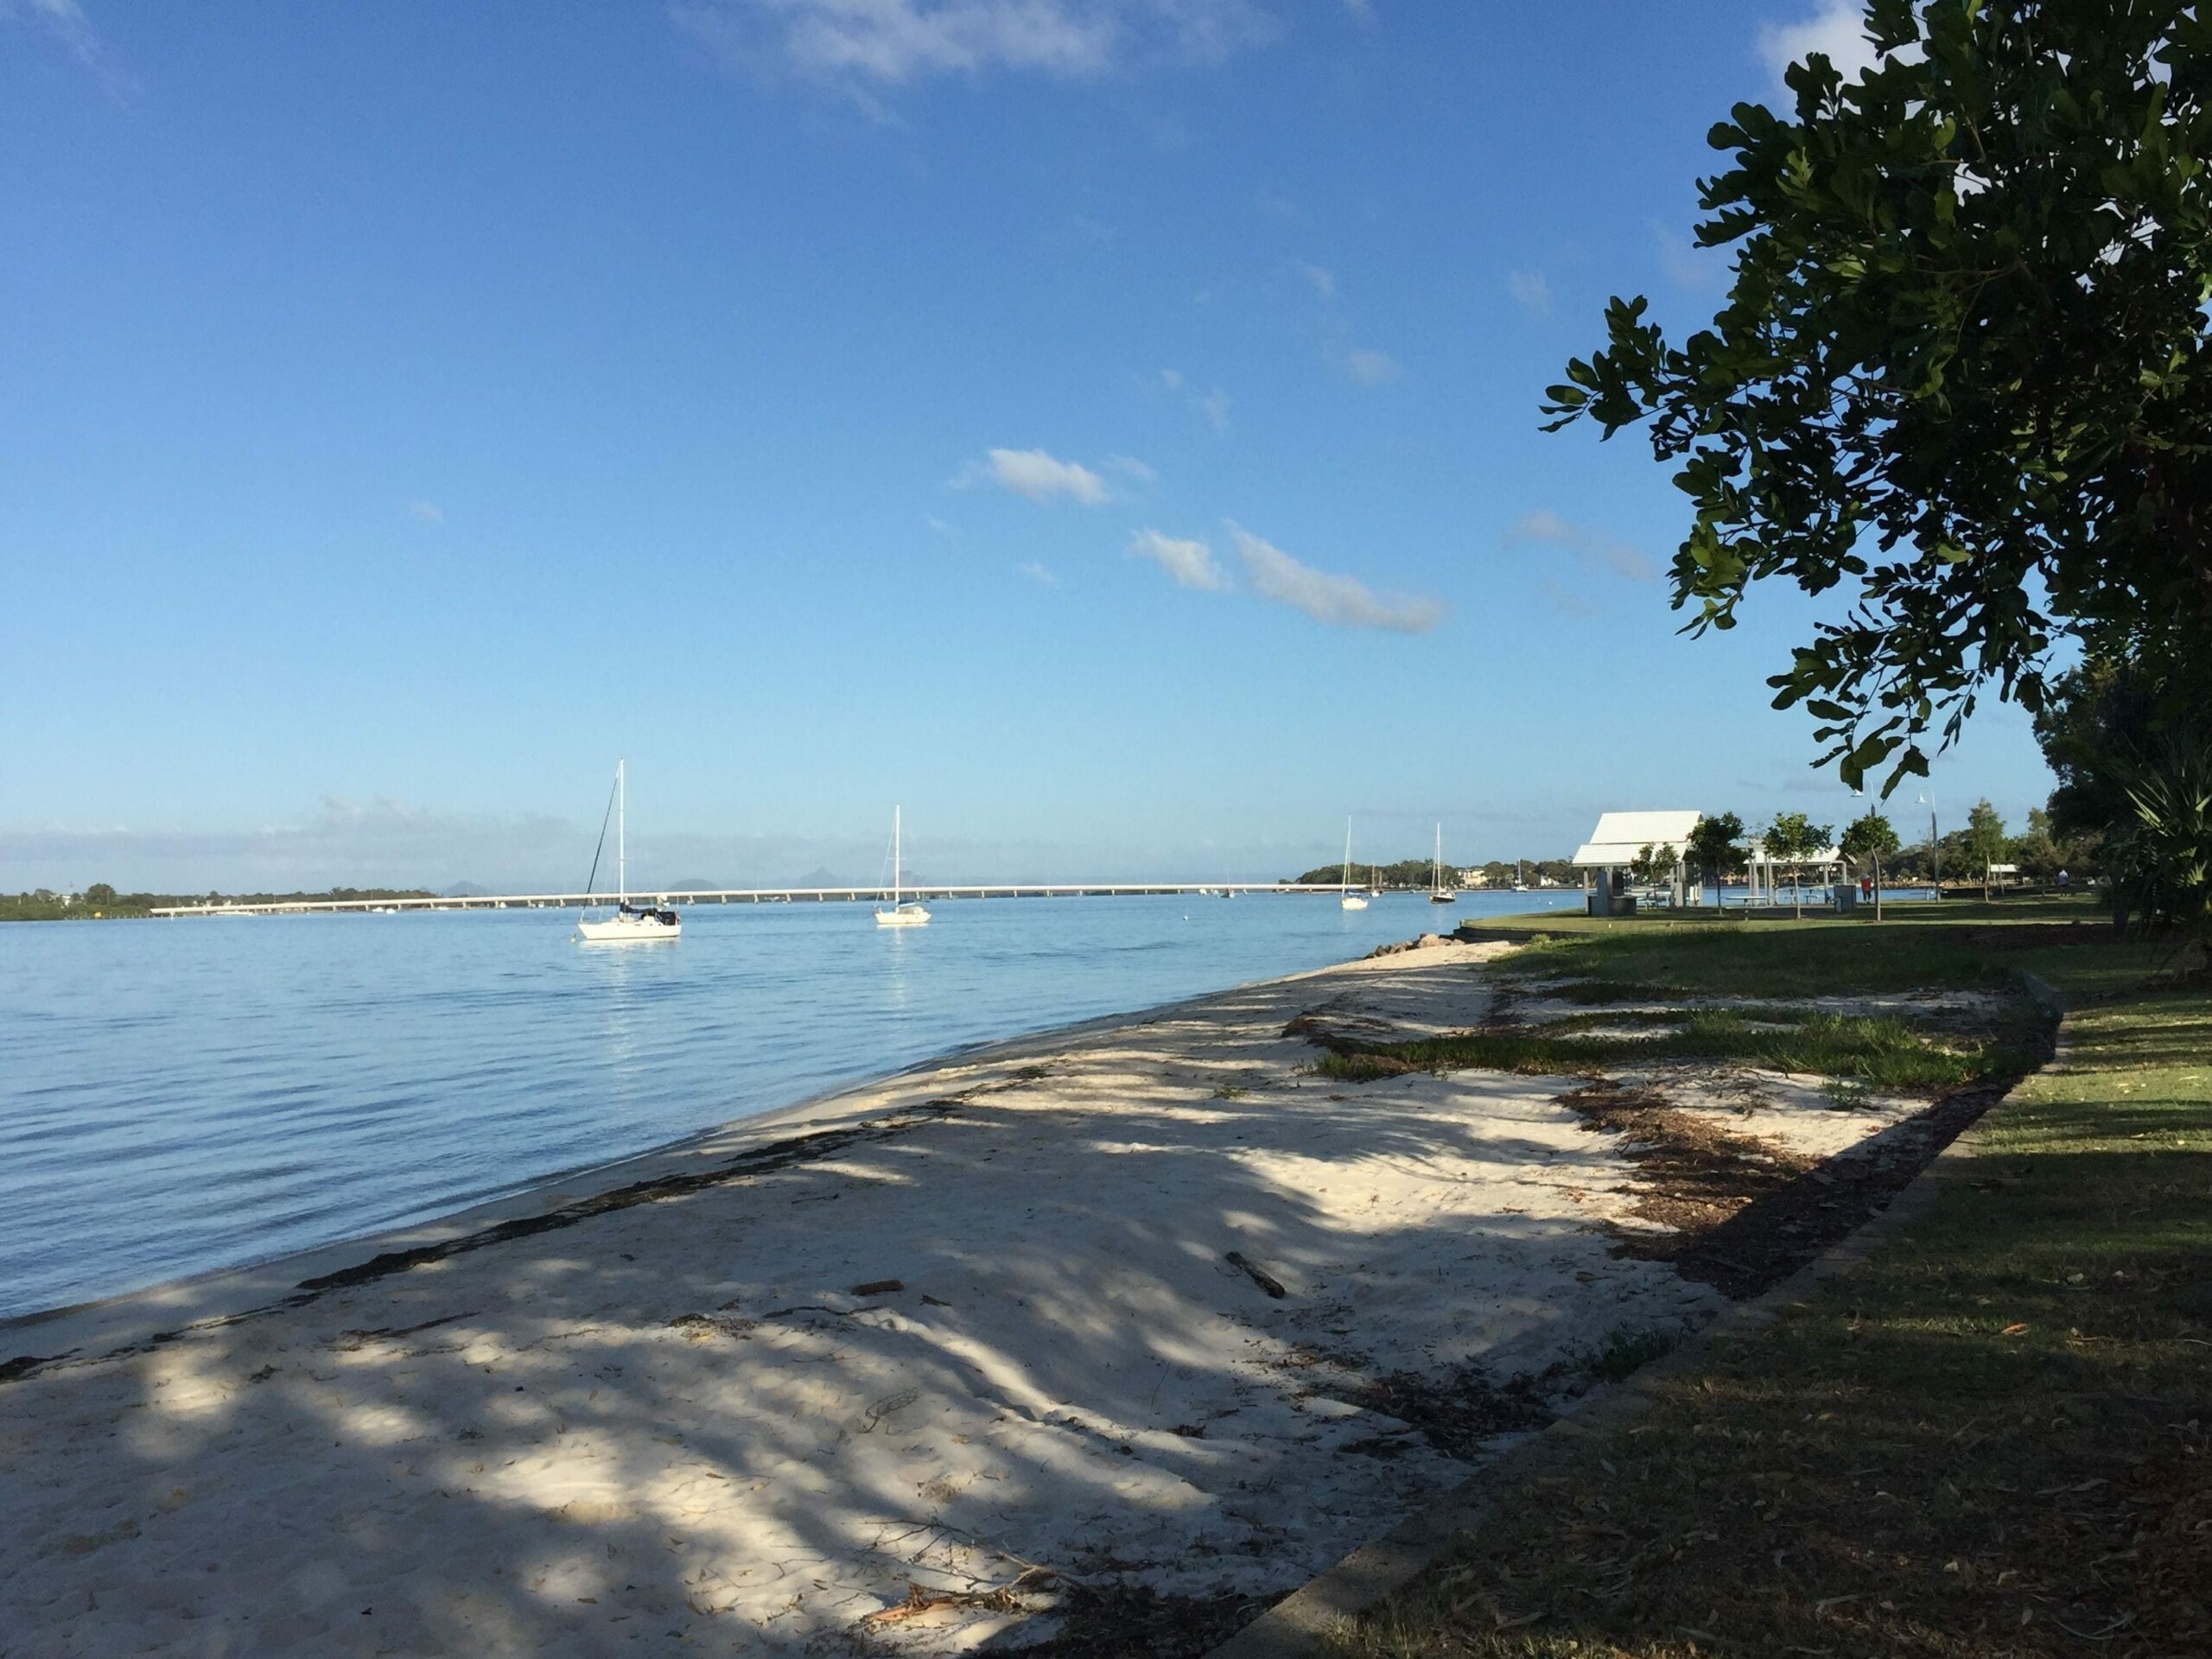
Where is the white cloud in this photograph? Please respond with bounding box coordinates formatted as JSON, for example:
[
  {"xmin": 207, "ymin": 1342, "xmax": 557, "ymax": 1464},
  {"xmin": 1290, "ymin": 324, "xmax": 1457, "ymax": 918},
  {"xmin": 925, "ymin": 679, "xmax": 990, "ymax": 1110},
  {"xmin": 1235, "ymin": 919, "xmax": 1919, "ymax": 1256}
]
[
  {"xmin": 1536, "ymin": 576, "xmax": 1606, "ymax": 618},
  {"xmin": 675, "ymin": 0, "xmax": 1274, "ymax": 91},
  {"xmin": 1344, "ymin": 347, "xmax": 1401, "ymax": 386},
  {"xmin": 1507, "ymin": 269, "xmax": 1550, "ymax": 315},
  {"xmin": 1503, "ymin": 509, "xmax": 1658, "ymax": 582},
  {"xmin": 972, "ymin": 447, "xmax": 1109, "ymax": 504},
  {"xmin": 1253, "ymin": 184, "xmax": 1303, "ymax": 222},
  {"xmin": 1229, "ymin": 524, "xmax": 1441, "ymax": 632},
  {"xmin": 1104, "ymin": 453, "xmax": 1156, "ymax": 483},
  {"xmin": 1342, "ymin": 0, "xmax": 1375, "ymax": 21},
  {"xmin": 1652, "ymin": 219, "xmax": 1728, "ymax": 293},
  {"xmin": 3, "ymin": 0, "xmax": 130, "ymax": 90},
  {"xmin": 1154, "ymin": 367, "xmax": 1230, "ymax": 432},
  {"xmin": 1016, "ymin": 559, "xmax": 1057, "ymax": 585},
  {"xmin": 408, "ymin": 499, "xmax": 444, "ymax": 524},
  {"xmin": 1128, "ymin": 528, "xmax": 1230, "ymax": 591},
  {"xmin": 1758, "ymin": 1, "xmax": 1888, "ymax": 91},
  {"xmin": 1295, "ymin": 260, "xmax": 1337, "ymax": 298}
]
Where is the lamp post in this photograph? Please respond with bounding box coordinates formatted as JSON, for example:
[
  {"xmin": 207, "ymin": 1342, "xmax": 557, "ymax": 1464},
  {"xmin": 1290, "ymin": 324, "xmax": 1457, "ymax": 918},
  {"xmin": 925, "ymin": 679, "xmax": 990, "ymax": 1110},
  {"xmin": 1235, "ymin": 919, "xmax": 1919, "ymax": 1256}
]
[{"xmin": 1918, "ymin": 791, "xmax": 1939, "ymax": 900}]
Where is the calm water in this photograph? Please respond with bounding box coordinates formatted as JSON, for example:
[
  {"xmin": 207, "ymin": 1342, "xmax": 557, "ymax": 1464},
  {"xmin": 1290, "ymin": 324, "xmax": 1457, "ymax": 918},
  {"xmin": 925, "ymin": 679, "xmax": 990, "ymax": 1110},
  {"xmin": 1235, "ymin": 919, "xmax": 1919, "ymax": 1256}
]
[{"xmin": 0, "ymin": 889, "xmax": 1580, "ymax": 1322}]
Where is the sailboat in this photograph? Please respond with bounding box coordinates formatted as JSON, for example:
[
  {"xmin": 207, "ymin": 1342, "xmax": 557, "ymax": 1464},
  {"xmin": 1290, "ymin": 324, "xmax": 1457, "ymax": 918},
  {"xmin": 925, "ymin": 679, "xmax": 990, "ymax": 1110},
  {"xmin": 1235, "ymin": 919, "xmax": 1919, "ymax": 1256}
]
[
  {"xmin": 1513, "ymin": 857, "xmax": 1530, "ymax": 893},
  {"xmin": 575, "ymin": 761, "xmax": 680, "ymax": 943},
  {"xmin": 1429, "ymin": 823, "xmax": 1456, "ymax": 904},
  {"xmin": 1339, "ymin": 820, "xmax": 1369, "ymax": 911},
  {"xmin": 874, "ymin": 806, "xmax": 931, "ymax": 928}
]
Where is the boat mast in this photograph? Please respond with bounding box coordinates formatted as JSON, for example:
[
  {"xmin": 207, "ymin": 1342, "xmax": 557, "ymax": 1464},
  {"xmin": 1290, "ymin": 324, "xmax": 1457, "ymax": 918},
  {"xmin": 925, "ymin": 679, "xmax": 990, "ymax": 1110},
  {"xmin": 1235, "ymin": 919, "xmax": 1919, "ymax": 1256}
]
[
  {"xmin": 1433, "ymin": 823, "xmax": 1441, "ymax": 891},
  {"xmin": 1341, "ymin": 819, "xmax": 1351, "ymax": 894},
  {"xmin": 893, "ymin": 805, "xmax": 901, "ymax": 908},
  {"xmin": 617, "ymin": 760, "xmax": 626, "ymax": 907}
]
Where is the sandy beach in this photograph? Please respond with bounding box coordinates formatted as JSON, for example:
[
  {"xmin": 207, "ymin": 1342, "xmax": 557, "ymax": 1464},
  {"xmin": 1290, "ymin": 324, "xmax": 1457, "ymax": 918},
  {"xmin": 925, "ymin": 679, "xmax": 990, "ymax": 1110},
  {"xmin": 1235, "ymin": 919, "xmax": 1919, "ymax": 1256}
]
[{"xmin": 0, "ymin": 939, "xmax": 1955, "ymax": 1656}]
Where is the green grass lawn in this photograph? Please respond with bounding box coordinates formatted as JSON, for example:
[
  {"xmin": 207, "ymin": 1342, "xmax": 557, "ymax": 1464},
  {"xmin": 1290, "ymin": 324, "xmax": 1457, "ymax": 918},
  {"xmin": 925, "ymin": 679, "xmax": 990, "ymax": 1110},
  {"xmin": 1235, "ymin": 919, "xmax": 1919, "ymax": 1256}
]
[
  {"xmin": 1331, "ymin": 922, "xmax": 2211, "ymax": 1659},
  {"xmin": 1457, "ymin": 897, "xmax": 2130, "ymax": 1001},
  {"xmin": 1314, "ymin": 1009, "xmax": 2028, "ymax": 1093}
]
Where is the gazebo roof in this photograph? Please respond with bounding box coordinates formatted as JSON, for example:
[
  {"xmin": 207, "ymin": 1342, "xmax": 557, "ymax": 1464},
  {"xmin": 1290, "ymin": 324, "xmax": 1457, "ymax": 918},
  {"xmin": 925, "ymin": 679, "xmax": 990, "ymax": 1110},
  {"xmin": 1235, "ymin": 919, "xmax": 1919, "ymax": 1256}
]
[{"xmin": 1571, "ymin": 810, "xmax": 1702, "ymax": 868}]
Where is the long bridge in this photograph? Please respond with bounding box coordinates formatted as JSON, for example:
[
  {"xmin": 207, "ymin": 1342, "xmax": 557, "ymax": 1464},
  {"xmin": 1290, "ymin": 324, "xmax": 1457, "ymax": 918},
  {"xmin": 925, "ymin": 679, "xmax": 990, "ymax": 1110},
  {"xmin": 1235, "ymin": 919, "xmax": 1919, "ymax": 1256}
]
[{"xmin": 148, "ymin": 882, "xmax": 1357, "ymax": 917}]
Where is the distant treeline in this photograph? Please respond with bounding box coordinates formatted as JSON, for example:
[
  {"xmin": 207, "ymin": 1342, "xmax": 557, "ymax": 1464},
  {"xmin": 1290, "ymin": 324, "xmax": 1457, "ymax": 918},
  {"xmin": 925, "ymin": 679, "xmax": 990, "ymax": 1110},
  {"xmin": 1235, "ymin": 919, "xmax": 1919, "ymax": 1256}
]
[
  {"xmin": 0, "ymin": 885, "xmax": 436, "ymax": 922},
  {"xmin": 1286, "ymin": 857, "xmax": 1577, "ymax": 889}
]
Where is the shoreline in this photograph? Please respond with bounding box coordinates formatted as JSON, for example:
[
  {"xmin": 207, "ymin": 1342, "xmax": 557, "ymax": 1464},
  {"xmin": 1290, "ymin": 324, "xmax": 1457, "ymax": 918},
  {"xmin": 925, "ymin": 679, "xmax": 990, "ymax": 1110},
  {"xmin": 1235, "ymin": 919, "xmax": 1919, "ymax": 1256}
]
[
  {"xmin": 1, "ymin": 931, "xmax": 1952, "ymax": 1656},
  {"xmin": 0, "ymin": 947, "xmax": 1396, "ymax": 1348}
]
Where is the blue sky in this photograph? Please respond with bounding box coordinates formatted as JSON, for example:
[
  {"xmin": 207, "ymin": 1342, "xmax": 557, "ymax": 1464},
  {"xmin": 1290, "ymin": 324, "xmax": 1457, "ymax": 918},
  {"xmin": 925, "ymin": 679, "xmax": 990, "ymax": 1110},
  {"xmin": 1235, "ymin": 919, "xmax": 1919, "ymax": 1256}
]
[{"xmin": 0, "ymin": 0, "xmax": 2054, "ymax": 891}]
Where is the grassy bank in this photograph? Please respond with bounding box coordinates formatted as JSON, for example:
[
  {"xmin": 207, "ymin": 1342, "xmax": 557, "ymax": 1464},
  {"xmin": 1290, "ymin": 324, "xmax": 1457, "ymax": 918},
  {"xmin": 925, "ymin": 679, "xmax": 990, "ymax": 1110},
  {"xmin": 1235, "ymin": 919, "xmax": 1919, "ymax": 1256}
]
[{"xmin": 1332, "ymin": 910, "xmax": 2210, "ymax": 1658}]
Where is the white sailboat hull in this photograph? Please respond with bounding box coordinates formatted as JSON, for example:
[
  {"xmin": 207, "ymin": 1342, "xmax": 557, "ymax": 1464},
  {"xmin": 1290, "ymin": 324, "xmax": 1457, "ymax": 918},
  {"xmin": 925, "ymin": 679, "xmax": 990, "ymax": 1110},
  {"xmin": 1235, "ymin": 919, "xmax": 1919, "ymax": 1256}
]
[
  {"xmin": 1339, "ymin": 894, "xmax": 1369, "ymax": 911},
  {"xmin": 576, "ymin": 912, "xmax": 680, "ymax": 943},
  {"xmin": 874, "ymin": 904, "xmax": 931, "ymax": 928}
]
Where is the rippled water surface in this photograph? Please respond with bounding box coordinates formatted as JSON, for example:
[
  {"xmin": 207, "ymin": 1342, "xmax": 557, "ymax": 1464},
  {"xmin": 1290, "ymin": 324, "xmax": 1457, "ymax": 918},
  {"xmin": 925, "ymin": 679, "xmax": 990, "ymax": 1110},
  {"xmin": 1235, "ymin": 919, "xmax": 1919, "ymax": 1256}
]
[{"xmin": 0, "ymin": 890, "xmax": 1582, "ymax": 1320}]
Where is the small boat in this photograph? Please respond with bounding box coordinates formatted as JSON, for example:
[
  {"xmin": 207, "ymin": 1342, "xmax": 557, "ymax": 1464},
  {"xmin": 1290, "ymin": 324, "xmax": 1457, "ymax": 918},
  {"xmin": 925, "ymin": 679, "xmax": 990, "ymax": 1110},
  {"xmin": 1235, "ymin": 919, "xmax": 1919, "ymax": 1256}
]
[
  {"xmin": 1429, "ymin": 823, "xmax": 1456, "ymax": 904},
  {"xmin": 1340, "ymin": 820, "xmax": 1369, "ymax": 911},
  {"xmin": 575, "ymin": 761, "xmax": 681, "ymax": 943},
  {"xmin": 1512, "ymin": 857, "xmax": 1529, "ymax": 893},
  {"xmin": 875, "ymin": 805, "xmax": 931, "ymax": 928}
]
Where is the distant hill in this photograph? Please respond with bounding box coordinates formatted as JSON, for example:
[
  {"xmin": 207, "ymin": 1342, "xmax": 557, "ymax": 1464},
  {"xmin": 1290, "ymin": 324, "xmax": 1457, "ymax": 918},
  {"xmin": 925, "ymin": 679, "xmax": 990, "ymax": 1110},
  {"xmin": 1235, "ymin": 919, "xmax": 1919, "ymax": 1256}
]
[
  {"xmin": 665, "ymin": 877, "xmax": 725, "ymax": 893},
  {"xmin": 442, "ymin": 881, "xmax": 494, "ymax": 899},
  {"xmin": 798, "ymin": 866, "xmax": 854, "ymax": 888}
]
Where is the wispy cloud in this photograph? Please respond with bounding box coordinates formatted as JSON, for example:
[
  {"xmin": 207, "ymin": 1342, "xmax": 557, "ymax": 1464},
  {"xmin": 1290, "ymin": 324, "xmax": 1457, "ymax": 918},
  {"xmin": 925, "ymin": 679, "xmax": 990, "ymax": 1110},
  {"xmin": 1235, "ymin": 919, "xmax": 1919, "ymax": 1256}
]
[
  {"xmin": 1536, "ymin": 577, "xmax": 1605, "ymax": 618},
  {"xmin": 1016, "ymin": 559, "xmax": 1057, "ymax": 585},
  {"xmin": 1294, "ymin": 260, "xmax": 1337, "ymax": 298},
  {"xmin": 1503, "ymin": 509, "xmax": 1658, "ymax": 582},
  {"xmin": 1507, "ymin": 269, "xmax": 1550, "ymax": 315},
  {"xmin": 1229, "ymin": 524, "xmax": 1441, "ymax": 632},
  {"xmin": 1156, "ymin": 367, "xmax": 1231, "ymax": 433},
  {"xmin": 1104, "ymin": 453, "xmax": 1156, "ymax": 484},
  {"xmin": 1128, "ymin": 528, "xmax": 1230, "ymax": 591},
  {"xmin": 3, "ymin": 0, "xmax": 131, "ymax": 92},
  {"xmin": 0, "ymin": 797, "xmax": 589, "ymax": 895},
  {"xmin": 1758, "ymin": 1, "xmax": 1889, "ymax": 92},
  {"xmin": 407, "ymin": 499, "xmax": 445, "ymax": 524},
  {"xmin": 1253, "ymin": 183, "xmax": 1303, "ymax": 223},
  {"xmin": 674, "ymin": 0, "xmax": 1274, "ymax": 95},
  {"xmin": 963, "ymin": 447, "xmax": 1110, "ymax": 504},
  {"xmin": 1651, "ymin": 219, "xmax": 1728, "ymax": 293},
  {"xmin": 1343, "ymin": 347, "xmax": 1402, "ymax": 386}
]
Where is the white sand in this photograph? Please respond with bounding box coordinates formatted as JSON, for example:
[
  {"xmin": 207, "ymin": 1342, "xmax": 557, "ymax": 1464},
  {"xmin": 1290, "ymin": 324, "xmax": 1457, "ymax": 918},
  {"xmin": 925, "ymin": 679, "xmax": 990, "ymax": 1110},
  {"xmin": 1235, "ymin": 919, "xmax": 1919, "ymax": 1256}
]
[{"xmin": 0, "ymin": 942, "xmax": 1913, "ymax": 1656}]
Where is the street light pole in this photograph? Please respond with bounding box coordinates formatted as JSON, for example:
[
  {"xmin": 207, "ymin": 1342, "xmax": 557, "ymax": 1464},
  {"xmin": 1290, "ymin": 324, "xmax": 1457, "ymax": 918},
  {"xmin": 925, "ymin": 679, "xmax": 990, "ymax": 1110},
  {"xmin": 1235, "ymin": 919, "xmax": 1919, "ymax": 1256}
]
[{"xmin": 1919, "ymin": 791, "xmax": 1940, "ymax": 900}]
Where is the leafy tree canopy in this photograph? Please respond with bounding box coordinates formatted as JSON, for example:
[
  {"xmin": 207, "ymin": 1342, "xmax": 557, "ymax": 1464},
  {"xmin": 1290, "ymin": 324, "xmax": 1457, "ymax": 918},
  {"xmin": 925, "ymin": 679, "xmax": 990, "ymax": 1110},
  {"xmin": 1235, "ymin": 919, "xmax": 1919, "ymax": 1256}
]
[
  {"xmin": 1686, "ymin": 811, "xmax": 1748, "ymax": 876},
  {"xmin": 1546, "ymin": 0, "xmax": 2212, "ymax": 794},
  {"xmin": 1966, "ymin": 798, "xmax": 2010, "ymax": 866},
  {"xmin": 1763, "ymin": 811, "xmax": 1835, "ymax": 861},
  {"xmin": 1840, "ymin": 809, "xmax": 1903, "ymax": 864}
]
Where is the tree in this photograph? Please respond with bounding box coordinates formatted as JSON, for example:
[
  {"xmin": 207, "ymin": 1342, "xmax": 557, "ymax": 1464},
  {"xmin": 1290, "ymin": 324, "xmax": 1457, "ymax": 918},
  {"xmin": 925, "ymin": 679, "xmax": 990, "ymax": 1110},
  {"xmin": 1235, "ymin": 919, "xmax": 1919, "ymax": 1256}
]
[
  {"xmin": 1685, "ymin": 811, "xmax": 1747, "ymax": 908},
  {"xmin": 2102, "ymin": 732, "xmax": 2212, "ymax": 943},
  {"xmin": 1840, "ymin": 809, "xmax": 1902, "ymax": 919},
  {"xmin": 1542, "ymin": 1, "xmax": 2212, "ymax": 800},
  {"xmin": 1965, "ymin": 798, "xmax": 2008, "ymax": 899},
  {"xmin": 1762, "ymin": 811, "xmax": 1834, "ymax": 919},
  {"xmin": 1627, "ymin": 842, "xmax": 1679, "ymax": 888},
  {"xmin": 2012, "ymin": 808, "xmax": 2063, "ymax": 883}
]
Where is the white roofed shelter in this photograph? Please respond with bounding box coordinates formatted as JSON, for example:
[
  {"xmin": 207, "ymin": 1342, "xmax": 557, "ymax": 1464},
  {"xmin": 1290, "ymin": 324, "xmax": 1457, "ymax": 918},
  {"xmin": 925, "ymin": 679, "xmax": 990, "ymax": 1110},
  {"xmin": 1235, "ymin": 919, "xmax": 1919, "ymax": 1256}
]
[
  {"xmin": 1571, "ymin": 810, "xmax": 1703, "ymax": 870},
  {"xmin": 1572, "ymin": 810, "xmax": 1702, "ymax": 913}
]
